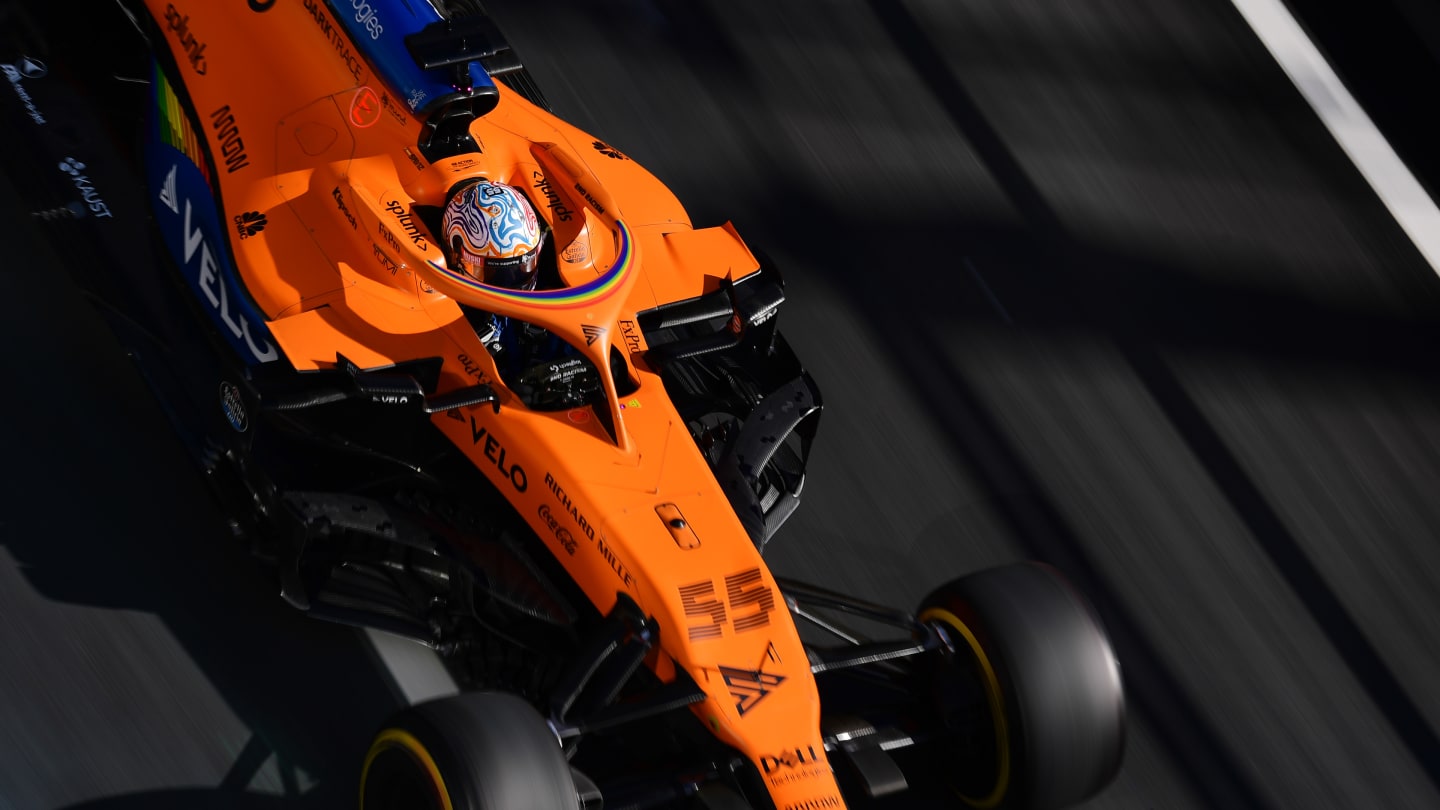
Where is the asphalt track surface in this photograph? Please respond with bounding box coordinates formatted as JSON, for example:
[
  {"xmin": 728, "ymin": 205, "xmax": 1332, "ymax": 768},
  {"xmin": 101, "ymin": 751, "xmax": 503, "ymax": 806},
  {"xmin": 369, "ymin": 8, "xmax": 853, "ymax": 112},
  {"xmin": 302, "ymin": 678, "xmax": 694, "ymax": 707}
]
[{"xmin": 4, "ymin": 1, "xmax": 1440, "ymax": 808}]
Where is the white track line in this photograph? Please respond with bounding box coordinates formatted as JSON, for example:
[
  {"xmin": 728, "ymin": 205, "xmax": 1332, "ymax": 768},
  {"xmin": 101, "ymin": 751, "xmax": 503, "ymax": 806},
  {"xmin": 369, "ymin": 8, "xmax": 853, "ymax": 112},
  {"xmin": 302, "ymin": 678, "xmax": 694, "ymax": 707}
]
[
  {"xmin": 364, "ymin": 627, "xmax": 459, "ymax": 706},
  {"xmin": 1231, "ymin": 0, "xmax": 1440, "ymax": 277}
]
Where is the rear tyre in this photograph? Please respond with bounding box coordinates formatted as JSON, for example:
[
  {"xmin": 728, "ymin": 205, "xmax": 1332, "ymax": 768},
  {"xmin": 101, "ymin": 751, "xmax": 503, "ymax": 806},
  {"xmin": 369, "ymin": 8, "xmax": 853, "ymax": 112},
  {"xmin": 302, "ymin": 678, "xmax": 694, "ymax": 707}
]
[
  {"xmin": 360, "ymin": 691, "xmax": 579, "ymax": 810},
  {"xmin": 917, "ymin": 563, "xmax": 1124, "ymax": 810}
]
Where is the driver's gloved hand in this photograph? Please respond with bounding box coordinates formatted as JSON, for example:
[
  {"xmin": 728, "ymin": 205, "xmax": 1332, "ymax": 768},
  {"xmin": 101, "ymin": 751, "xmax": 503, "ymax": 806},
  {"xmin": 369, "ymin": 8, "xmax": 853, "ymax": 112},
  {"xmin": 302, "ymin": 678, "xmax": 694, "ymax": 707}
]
[{"xmin": 474, "ymin": 312, "xmax": 507, "ymax": 356}]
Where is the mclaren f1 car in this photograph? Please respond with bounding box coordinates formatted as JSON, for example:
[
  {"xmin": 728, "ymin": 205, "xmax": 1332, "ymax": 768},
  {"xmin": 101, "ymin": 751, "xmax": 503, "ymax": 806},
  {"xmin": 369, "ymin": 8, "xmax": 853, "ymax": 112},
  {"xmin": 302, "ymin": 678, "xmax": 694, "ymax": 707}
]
[{"xmin": 0, "ymin": 1, "xmax": 1125, "ymax": 807}]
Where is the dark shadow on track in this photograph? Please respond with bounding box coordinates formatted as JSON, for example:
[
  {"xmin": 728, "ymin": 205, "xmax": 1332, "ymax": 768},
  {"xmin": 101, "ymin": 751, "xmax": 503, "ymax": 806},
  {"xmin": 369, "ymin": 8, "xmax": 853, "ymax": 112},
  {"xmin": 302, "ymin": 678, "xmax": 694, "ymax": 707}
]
[
  {"xmin": 858, "ymin": 0, "xmax": 1440, "ymax": 798},
  {"xmin": 59, "ymin": 730, "xmax": 357, "ymax": 807},
  {"xmin": 617, "ymin": 1, "xmax": 1272, "ymax": 807},
  {"xmin": 623, "ymin": 0, "xmax": 1440, "ymax": 804},
  {"xmin": 64, "ymin": 785, "xmax": 320, "ymax": 810},
  {"xmin": 0, "ymin": 157, "xmax": 398, "ymax": 810},
  {"xmin": 0, "ymin": 443, "xmax": 399, "ymax": 809}
]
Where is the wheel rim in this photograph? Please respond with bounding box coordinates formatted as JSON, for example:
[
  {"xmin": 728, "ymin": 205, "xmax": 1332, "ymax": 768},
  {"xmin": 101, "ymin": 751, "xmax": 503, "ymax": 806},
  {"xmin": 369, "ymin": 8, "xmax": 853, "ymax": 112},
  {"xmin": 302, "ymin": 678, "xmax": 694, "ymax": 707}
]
[
  {"xmin": 920, "ymin": 606, "xmax": 1011, "ymax": 809},
  {"xmin": 360, "ymin": 728, "xmax": 453, "ymax": 810}
]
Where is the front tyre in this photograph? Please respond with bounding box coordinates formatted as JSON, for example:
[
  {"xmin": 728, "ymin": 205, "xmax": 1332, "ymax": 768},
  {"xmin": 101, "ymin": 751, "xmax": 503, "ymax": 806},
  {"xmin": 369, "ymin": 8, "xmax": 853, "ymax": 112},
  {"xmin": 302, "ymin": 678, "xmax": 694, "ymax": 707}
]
[
  {"xmin": 918, "ymin": 563, "xmax": 1124, "ymax": 810},
  {"xmin": 361, "ymin": 691, "xmax": 580, "ymax": 810}
]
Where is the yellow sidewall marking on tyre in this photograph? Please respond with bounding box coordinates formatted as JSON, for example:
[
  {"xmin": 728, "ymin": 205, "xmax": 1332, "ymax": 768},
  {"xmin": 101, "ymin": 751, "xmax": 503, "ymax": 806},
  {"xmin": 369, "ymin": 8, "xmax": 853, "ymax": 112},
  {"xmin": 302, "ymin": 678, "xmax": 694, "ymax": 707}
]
[
  {"xmin": 360, "ymin": 728, "xmax": 454, "ymax": 810},
  {"xmin": 921, "ymin": 606, "xmax": 1011, "ymax": 809}
]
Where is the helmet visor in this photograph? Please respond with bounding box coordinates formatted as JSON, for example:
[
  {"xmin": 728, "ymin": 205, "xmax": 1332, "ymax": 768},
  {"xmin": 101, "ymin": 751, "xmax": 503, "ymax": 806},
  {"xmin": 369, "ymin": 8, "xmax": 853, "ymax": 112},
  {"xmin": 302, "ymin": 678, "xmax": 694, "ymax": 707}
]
[
  {"xmin": 482, "ymin": 251, "xmax": 541, "ymax": 290},
  {"xmin": 453, "ymin": 233, "xmax": 544, "ymax": 290}
]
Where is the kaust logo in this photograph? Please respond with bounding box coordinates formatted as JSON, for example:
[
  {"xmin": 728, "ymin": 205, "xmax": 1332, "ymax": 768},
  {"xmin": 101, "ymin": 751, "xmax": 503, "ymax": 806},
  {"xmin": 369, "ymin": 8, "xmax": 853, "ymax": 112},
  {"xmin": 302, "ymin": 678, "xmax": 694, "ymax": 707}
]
[{"xmin": 58, "ymin": 158, "xmax": 113, "ymax": 219}]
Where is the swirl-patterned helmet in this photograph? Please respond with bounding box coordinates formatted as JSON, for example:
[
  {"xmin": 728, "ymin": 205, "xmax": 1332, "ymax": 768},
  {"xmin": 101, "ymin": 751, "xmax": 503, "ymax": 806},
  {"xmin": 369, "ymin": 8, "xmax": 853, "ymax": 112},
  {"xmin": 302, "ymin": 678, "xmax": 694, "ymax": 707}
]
[{"xmin": 443, "ymin": 179, "xmax": 544, "ymax": 288}]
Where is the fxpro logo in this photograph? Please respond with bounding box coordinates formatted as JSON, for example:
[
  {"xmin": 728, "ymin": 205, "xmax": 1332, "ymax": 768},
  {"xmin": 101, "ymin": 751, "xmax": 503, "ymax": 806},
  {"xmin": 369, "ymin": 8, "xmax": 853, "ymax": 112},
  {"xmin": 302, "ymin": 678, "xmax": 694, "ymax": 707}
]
[
  {"xmin": 160, "ymin": 164, "xmax": 278, "ymax": 363},
  {"xmin": 2, "ymin": 56, "xmax": 47, "ymax": 125}
]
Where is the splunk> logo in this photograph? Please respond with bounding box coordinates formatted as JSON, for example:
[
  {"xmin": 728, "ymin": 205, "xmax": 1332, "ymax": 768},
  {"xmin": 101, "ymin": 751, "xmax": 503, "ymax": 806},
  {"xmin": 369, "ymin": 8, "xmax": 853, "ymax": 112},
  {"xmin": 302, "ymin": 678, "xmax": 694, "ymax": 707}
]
[
  {"xmin": 234, "ymin": 210, "xmax": 267, "ymax": 238},
  {"xmin": 164, "ymin": 4, "xmax": 208, "ymax": 75}
]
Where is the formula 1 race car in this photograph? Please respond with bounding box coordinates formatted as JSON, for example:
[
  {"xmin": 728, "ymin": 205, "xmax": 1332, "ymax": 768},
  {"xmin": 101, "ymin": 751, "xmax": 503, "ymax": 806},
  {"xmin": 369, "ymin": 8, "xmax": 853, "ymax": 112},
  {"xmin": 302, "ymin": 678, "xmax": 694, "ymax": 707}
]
[{"xmin": 0, "ymin": 1, "xmax": 1125, "ymax": 807}]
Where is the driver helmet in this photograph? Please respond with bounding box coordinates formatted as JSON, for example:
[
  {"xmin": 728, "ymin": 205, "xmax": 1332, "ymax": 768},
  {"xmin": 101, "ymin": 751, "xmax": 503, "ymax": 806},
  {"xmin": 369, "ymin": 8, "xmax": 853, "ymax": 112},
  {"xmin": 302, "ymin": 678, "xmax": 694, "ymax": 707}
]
[{"xmin": 443, "ymin": 178, "xmax": 545, "ymax": 289}]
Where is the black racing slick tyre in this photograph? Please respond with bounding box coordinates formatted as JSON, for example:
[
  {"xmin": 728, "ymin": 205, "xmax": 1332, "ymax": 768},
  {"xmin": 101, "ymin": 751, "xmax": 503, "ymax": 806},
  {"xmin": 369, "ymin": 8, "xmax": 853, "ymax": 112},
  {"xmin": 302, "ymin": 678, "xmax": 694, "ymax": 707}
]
[
  {"xmin": 360, "ymin": 691, "xmax": 580, "ymax": 810},
  {"xmin": 917, "ymin": 563, "xmax": 1125, "ymax": 810}
]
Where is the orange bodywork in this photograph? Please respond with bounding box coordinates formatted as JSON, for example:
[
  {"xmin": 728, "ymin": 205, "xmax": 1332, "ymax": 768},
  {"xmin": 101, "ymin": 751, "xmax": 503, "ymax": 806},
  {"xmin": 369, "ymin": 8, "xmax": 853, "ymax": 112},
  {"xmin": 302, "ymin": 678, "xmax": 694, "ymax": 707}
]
[{"xmin": 142, "ymin": 2, "xmax": 842, "ymax": 806}]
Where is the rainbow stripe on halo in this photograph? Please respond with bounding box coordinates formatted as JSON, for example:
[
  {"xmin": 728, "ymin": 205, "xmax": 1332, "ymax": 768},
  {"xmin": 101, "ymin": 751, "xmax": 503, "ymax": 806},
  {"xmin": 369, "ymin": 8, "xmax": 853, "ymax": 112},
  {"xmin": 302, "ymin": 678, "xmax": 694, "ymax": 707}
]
[{"xmin": 429, "ymin": 220, "xmax": 634, "ymax": 309}]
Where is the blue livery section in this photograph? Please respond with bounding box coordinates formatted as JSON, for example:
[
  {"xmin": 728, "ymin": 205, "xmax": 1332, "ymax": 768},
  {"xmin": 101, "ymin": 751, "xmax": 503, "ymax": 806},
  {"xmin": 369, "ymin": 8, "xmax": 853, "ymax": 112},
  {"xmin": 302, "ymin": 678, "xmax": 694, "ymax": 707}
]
[
  {"xmin": 145, "ymin": 141, "xmax": 280, "ymax": 366},
  {"xmin": 144, "ymin": 68, "xmax": 279, "ymax": 369},
  {"xmin": 323, "ymin": 0, "xmax": 493, "ymax": 114}
]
